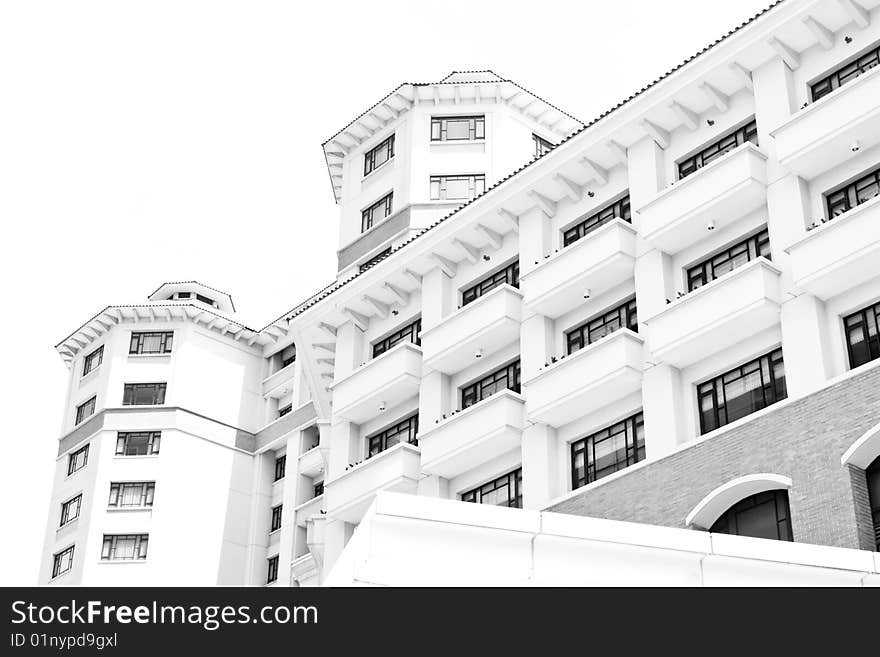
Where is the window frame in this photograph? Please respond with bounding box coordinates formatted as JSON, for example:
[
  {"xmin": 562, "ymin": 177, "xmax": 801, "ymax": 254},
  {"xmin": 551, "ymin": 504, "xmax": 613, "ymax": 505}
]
[
  {"xmin": 82, "ymin": 345, "xmax": 104, "ymax": 377},
  {"xmin": 810, "ymin": 41, "xmax": 880, "ymax": 102},
  {"xmin": 67, "ymin": 444, "xmax": 90, "ymax": 475},
  {"xmin": 710, "ymin": 489, "xmax": 793, "ymax": 541},
  {"xmin": 843, "ymin": 300, "xmax": 880, "ymax": 370},
  {"xmin": 361, "ymin": 191, "xmax": 394, "ymax": 233},
  {"xmin": 274, "ymin": 455, "xmax": 286, "ymax": 482},
  {"xmin": 697, "ymin": 348, "xmax": 787, "ymax": 435},
  {"xmin": 60, "ymin": 494, "xmax": 83, "ymax": 526},
  {"xmin": 108, "ymin": 481, "xmax": 155, "ymax": 508},
  {"xmin": 372, "ymin": 317, "xmax": 421, "ymax": 358},
  {"xmin": 685, "ymin": 228, "xmax": 771, "ymax": 292},
  {"xmin": 267, "ymin": 555, "xmax": 279, "ymax": 584},
  {"xmin": 270, "ymin": 504, "xmax": 283, "ymax": 532},
  {"xmin": 75, "ymin": 396, "xmax": 96, "ymax": 425},
  {"xmin": 429, "ymin": 174, "xmax": 486, "ymax": 201},
  {"xmin": 115, "ymin": 431, "xmax": 161, "ymax": 457},
  {"xmin": 570, "ymin": 412, "xmax": 645, "ymax": 490},
  {"xmin": 460, "ymin": 360, "xmax": 521, "ymax": 410},
  {"xmin": 677, "ymin": 118, "xmax": 758, "ymax": 180},
  {"xmin": 313, "ymin": 481, "xmax": 324, "ymax": 498},
  {"xmin": 866, "ymin": 456, "xmax": 880, "ymax": 551},
  {"xmin": 358, "ymin": 247, "xmax": 392, "ymax": 273},
  {"xmin": 129, "ymin": 331, "xmax": 174, "ymax": 356},
  {"xmin": 566, "ymin": 297, "xmax": 638, "ymax": 355},
  {"xmin": 366, "ymin": 413, "xmax": 419, "ymax": 459},
  {"xmin": 430, "ymin": 115, "xmax": 485, "ymax": 142},
  {"xmin": 461, "ymin": 468, "xmax": 523, "ymax": 508},
  {"xmin": 824, "ymin": 164, "xmax": 880, "ymax": 220},
  {"xmin": 363, "ymin": 134, "xmax": 395, "ymax": 177},
  {"xmin": 52, "ymin": 545, "xmax": 75, "ymax": 578},
  {"xmin": 122, "ymin": 383, "xmax": 166, "ymax": 406},
  {"xmin": 532, "ymin": 133, "xmax": 555, "ymax": 157},
  {"xmin": 461, "ymin": 260, "xmax": 519, "ymax": 307},
  {"xmin": 100, "ymin": 534, "xmax": 149, "ymax": 561},
  {"xmin": 562, "ymin": 194, "xmax": 632, "ymax": 248}
]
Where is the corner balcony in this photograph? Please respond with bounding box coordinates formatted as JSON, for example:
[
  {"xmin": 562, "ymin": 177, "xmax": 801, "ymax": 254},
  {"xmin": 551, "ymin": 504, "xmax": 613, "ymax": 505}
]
[
  {"xmin": 642, "ymin": 258, "xmax": 782, "ymax": 368},
  {"xmin": 330, "ymin": 342, "xmax": 422, "ymax": 424},
  {"xmin": 637, "ymin": 143, "xmax": 767, "ymax": 254},
  {"xmin": 323, "ymin": 443, "xmax": 421, "ymax": 523},
  {"xmin": 772, "ymin": 66, "xmax": 880, "ymax": 179},
  {"xmin": 421, "ymin": 285, "xmax": 522, "ymax": 375},
  {"xmin": 524, "ymin": 329, "xmax": 645, "ymax": 427},
  {"xmin": 419, "ymin": 390, "xmax": 526, "ymax": 478},
  {"xmin": 786, "ymin": 196, "xmax": 880, "ymax": 300},
  {"xmin": 298, "ymin": 445, "xmax": 328, "ymax": 479},
  {"xmin": 294, "ymin": 494, "xmax": 325, "ymax": 529},
  {"xmin": 520, "ymin": 219, "xmax": 637, "ymax": 318},
  {"xmin": 261, "ymin": 362, "xmax": 296, "ymax": 399}
]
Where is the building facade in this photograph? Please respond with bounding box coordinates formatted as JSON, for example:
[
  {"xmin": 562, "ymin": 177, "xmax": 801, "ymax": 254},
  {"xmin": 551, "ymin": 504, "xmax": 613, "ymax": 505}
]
[{"xmin": 44, "ymin": 0, "xmax": 880, "ymax": 585}]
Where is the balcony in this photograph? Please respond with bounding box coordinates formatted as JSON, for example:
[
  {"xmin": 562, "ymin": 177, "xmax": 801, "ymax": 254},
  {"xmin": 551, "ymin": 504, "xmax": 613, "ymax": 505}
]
[
  {"xmin": 772, "ymin": 66, "xmax": 880, "ymax": 179},
  {"xmin": 637, "ymin": 143, "xmax": 767, "ymax": 253},
  {"xmin": 524, "ymin": 329, "xmax": 644, "ymax": 427},
  {"xmin": 421, "ymin": 285, "xmax": 522, "ymax": 375},
  {"xmin": 786, "ymin": 196, "xmax": 880, "ymax": 300},
  {"xmin": 419, "ymin": 390, "xmax": 526, "ymax": 478},
  {"xmin": 293, "ymin": 494, "xmax": 324, "ymax": 529},
  {"xmin": 521, "ymin": 219, "xmax": 637, "ymax": 318},
  {"xmin": 330, "ymin": 342, "xmax": 422, "ymax": 424},
  {"xmin": 261, "ymin": 362, "xmax": 296, "ymax": 399},
  {"xmin": 642, "ymin": 258, "xmax": 781, "ymax": 368},
  {"xmin": 323, "ymin": 443, "xmax": 421, "ymax": 522},
  {"xmin": 298, "ymin": 445, "xmax": 327, "ymax": 479}
]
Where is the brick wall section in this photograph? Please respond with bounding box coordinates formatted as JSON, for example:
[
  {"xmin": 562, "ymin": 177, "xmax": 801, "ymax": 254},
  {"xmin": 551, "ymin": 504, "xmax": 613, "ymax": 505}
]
[{"xmin": 548, "ymin": 364, "xmax": 880, "ymax": 550}]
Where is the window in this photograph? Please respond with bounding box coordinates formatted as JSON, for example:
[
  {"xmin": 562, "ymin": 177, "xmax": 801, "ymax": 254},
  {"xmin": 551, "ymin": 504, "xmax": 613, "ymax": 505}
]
[
  {"xmin": 533, "ymin": 133, "xmax": 554, "ymax": 157},
  {"xmin": 52, "ymin": 546, "xmax": 75, "ymax": 578},
  {"xmin": 314, "ymin": 481, "xmax": 324, "ymax": 498},
  {"xmin": 686, "ymin": 228, "xmax": 771, "ymax": 291},
  {"xmin": 431, "ymin": 115, "xmax": 485, "ymax": 142},
  {"xmin": 710, "ymin": 490, "xmax": 793, "ymax": 541},
  {"xmin": 364, "ymin": 134, "xmax": 395, "ymax": 176},
  {"xmin": 278, "ymin": 404, "xmax": 292, "ymax": 418},
  {"xmin": 75, "ymin": 396, "xmax": 96, "ymax": 425},
  {"xmin": 571, "ymin": 412, "xmax": 645, "ymax": 490},
  {"xmin": 697, "ymin": 348, "xmax": 787, "ymax": 434},
  {"xmin": 367, "ymin": 414, "xmax": 419, "ymax": 458},
  {"xmin": 462, "ymin": 469, "xmax": 522, "ymax": 508},
  {"xmin": 129, "ymin": 331, "xmax": 173, "ymax": 355},
  {"xmin": 562, "ymin": 195, "xmax": 631, "ymax": 247},
  {"xmin": 60, "ymin": 494, "xmax": 82, "ymax": 526},
  {"xmin": 429, "ymin": 174, "xmax": 486, "ymax": 201},
  {"xmin": 101, "ymin": 534, "xmax": 149, "ymax": 561},
  {"xmin": 361, "ymin": 192, "xmax": 393, "ymax": 233},
  {"xmin": 372, "ymin": 318, "xmax": 421, "ymax": 358},
  {"xmin": 678, "ymin": 119, "xmax": 758, "ymax": 179},
  {"xmin": 461, "ymin": 360, "xmax": 520, "ymax": 410},
  {"xmin": 825, "ymin": 164, "xmax": 880, "ymax": 219},
  {"xmin": 359, "ymin": 247, "xmax": 392, "ymax": 273},
  {"xmin": 461, "ymin": 261, "xmax": 519, "ymax": 307},
  {"xmin": 116, "ymin": 431, "xmax": 161, "ymax": 456},
  {"xmin": 566, "ymin": 298, "xmax": 637, "ymax": 355},
  {"xmin": 108, "ymin": 482, "xmax": 155, "ymax": 508},
  {"xmin": 267, "ymin": 555, "xmax": 279, "ymax": 584},
  {"xmin": 274, "ymin": 455, "xmax": 286, "ymax": 482},
  {"xmin": 844, "ymin": 301, "xmax": 880, "ymax": 369},
  {"xmin": 68, "ymin": 444, "xmax": 89, "ymax": 475},
  {"xmin": 281, "ymin": 345, "xmax": 296, "ymax": 369},
  {"xmin": 195, "ymin": 294, "xmax": 215, "ymax": 306},
  {"xmin": 867, "ymin": 456, "xmax": 880, "ymax": 551},
  {"xmin": 270, "ymin": 504, "xmax": 283, "ymax": 532},
  {"xmin": 122, "ymin": 383, "xmax": 166, "ymax": 406},
  {"xmin": 811, "ymin": 42, "xmax": 880, "ymax": 101},
  {"xmin": 82, "ymin": 346, "xmax": 103, "ymax": 376}
]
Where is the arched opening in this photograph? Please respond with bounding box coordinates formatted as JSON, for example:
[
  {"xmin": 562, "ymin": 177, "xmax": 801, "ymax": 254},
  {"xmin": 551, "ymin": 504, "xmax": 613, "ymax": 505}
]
[
  {"xmin": 685, "ymin": 473, "xmax": 792, "ymax": 534},
  {"xmin": 867, "ymin": 456, "xmax": 880, "ymax": 551},
  {"xmin": 709, "ymin": 489, "xmax": 793, "ymax": 541}
]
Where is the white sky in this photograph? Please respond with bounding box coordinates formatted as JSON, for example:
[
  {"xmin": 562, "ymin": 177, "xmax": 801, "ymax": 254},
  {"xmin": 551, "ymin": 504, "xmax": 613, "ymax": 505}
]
[{"xmin": 0, "ymin": 0, "xmax": 773, "ymax": 585}]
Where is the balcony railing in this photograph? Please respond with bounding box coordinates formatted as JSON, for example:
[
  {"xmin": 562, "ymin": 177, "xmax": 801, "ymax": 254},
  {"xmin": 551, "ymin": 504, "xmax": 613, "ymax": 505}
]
[
  {"xmin": 330, "ymin": 342, "xmax": 422, "ymax": 424},
  {"xmin": 524, "ymin": 329, "xmax": 644, "ymax": 428},
  {"xmin": 419, "ymin": 390, "xmax": 526, "ymax": 478},
  {"xmin": 323, "ymin": 442, "xmax": 421, "ymax": 523},
  {"xmin": 298, "ymin": 444, "xmax": 327, "ymax": 479},
  {"xmin": 786, "ymin": 195, "xmax": 880, "ymax": 300},
  {"xmin": 642, "ymin": 258, "xmax": 782, "ymax": 368},
  {"xmin": 636, "ymin": 143, "xmax": 767, "ymax": 254},
  {"xmin": 521, "ymin": 219, "xmax": 637, "ymax": 318},
  {"xmin": 772, "ymin": 65, "xmax": 880, "ymax": 179},
  {"xmin": 293, "ymin": 494, "xmax": 324, "ymax": 529},
  {"xmin": 421, "ymin": 285, "xmax": 522, "ymax": 375},
  {"xmin": 261, "ymin": 362, "xmax": 297, "ymax": 399}
]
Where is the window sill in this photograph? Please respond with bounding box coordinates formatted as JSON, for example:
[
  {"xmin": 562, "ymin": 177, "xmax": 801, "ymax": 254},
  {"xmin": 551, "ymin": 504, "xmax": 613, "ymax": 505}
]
[
  {"xmin": 127, "ymin": 353, "xmax": 172, "ymax": 360},
  {"xmin": 430, "ymin": 139, "xmax": 486, "ymax": 147},
  {"xmin": 268, "ymin": 528, "xmax": 282, "ymax": 537},
  {"xmin": 56, "ymin": 518, "xmax": 80, "ymax": 533},
  {"xmin": 48, "ymin": 570, "xmax": 73, "ymax": 583},
  {"xmin": 361, "ymin": 158, "xmax": 394, "ymax": 184},
  {"xmin": 97, "ymin": 559, "xmax": 148, "ymax": 565},
  {"xmin": 112, "ymin": 455, "xmax": 160, "ymax": 461},
  {"xmin": 79, "ymin": 367, "xmax": 101, "ymax": 385},
  {"xmin": 106, "ymin": 506, "xmax": 153, "ymax": 513}
]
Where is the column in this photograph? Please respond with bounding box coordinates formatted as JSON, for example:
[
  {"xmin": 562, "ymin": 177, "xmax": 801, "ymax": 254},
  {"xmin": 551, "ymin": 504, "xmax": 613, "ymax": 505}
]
[
  {"xmin": 521, "ymin": 423, "xmax": 559, "ymax": 510},
  {"xmin": 520, "ymin": 313, "xmax": 554, "ymax": 380},
  {"xmin": 518, "ymin": 205, "xmax": 553, "ymax": 276}
]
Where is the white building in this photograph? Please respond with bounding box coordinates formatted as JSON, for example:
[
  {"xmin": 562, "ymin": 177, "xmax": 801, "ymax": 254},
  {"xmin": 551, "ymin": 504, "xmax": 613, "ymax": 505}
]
[{"xmin": 44, "ymin": 0, "xmax": 880, "ymax": 586}]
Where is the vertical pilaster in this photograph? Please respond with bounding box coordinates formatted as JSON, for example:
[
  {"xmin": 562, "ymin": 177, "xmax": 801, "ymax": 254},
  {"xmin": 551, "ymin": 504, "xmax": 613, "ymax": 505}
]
[
  {"xmin": 333, "ymin": 320, "xmax": 365, "ymax": 381},
  {"xmin": 327, "ymin": 420, "xmax": 359, "ymax": 481},
  {"xmin": 520, "ymin": 313, "xmax": 554, "ymax": 380},
  {"xmin": 641, "ymin": 364, "xmax": 685, "ymax": 458},
  {"xmin": 518, "ymin": 206, "xmax": 553, "ymax": 276},
  {"xmin": 418, "ymin": 369, "xmax": 451, "ymax": 431},
  {"xmin": 521, "ymin": 423, "xmax": 559, "ymax": 510},
  {"xmin": 421, "ymin": 266, "xmax": 453, "ymax": 328}
]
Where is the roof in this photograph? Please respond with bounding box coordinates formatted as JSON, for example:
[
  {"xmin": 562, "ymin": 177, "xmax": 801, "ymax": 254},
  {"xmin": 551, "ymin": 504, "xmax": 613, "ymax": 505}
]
[
  {"xmin": 266, "ymin": 0, "xmax": 787, "ymax": 331},
  {"xmin": 148, "ymin": 280, "xmax": 236, "ymax": 313}
]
